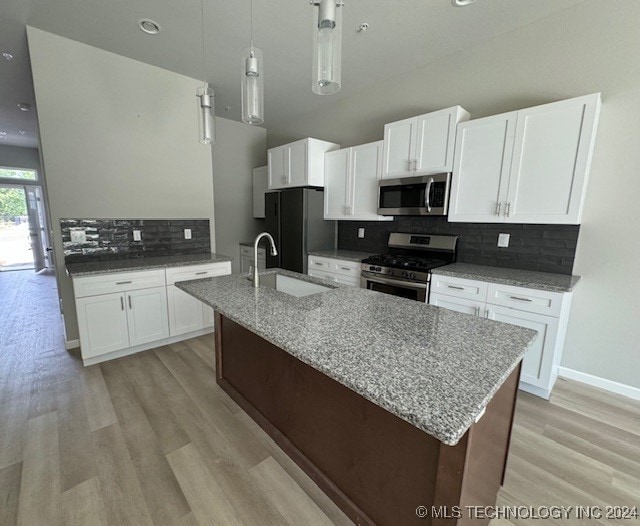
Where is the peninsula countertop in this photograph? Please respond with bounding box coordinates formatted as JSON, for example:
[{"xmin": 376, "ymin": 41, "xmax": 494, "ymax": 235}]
[
  {"xmin": 176, "ymin": 269, "xmax": 536, "ymax": 445},
  {"xmin": 432, "ymin": 262, "xmax": 580, "ymax": 292},
  {"xmin": 66, "ymin": 253, "xmax": 232, "ymax": 277}
]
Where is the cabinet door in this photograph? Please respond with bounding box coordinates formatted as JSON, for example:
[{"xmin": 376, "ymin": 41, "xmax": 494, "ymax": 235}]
[
  {"xmin": 505, "ymin": 94, "xmax": 600, "ymax": 224},
  {"xmin": 202, "ymin": 305, "xmax": 215, "ymax": 329},
  {"xmin": 126, "ymin": 286, "xmax": 169, "ymax": 346},
  {"xmin": 253, "ymin": 166, "xmax": 268, "ymax": 218},
  {"xmin": 324, "ymin": 148, "xmax": 350, "ymax": 219},
  {"xmin": 448, "ymin": 112, "xmax": 517, "ymax": 223},
  {"xmin": 382, "ymin": 117, "xmax": 416, "ymax": 179},
  {"xmin": 76, "ymin": 292, "xmax": 129, "ymax": 359},
  {"xmin": 486, "ymin": 305, "xmax": 559, "ymax": 392},
  {"xmin": 414, "ymin": 109, "xmax": 455, "ymax": 174},
  {"xmin": 429, "ymin": 293, "xmax": 484, "ymax": 316},
  {"xmin": 287, "ymin": 141, "xmax": 308, "ymax": 187},
  {"xmin": 350, "ymin": 141, "xmax": 391, "ymax": 221},
  {"xmin": 167, "ymin": 284, "xmax": 204, "ymax": 337},
  {"xmin": 267, "ymin": 147, "xmax": 285, "ymax": 189}
]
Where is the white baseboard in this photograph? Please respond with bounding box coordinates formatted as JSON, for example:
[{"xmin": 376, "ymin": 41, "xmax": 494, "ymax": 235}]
[
  {"xmin": 557, "ymin": 366, "xmax": 640, "ymax": 401},
  {"xmin": 65, "ymin": 339, "xmax": 80, "ymax": 350}
]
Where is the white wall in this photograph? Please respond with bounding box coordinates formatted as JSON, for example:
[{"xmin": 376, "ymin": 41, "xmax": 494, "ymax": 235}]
[
  {"xmin": 0, "ymin": 145, "xmax": 41, "ymax": 173},
  {"xmin": 212, "ymin": 117, "xmax": 266, "ymax": 273},
  {"xmin": 27, "ymin": 27, "xmax": 216, "ymax": 342},
  {"xmin": 268, "ymin": 0, "xmax": 640, "ymax": 391}
]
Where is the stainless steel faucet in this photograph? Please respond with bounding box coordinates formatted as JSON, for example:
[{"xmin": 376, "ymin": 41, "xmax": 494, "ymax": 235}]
[{"xmin": 252, "ymin": 232, "xmax": 278, "ymax": 288}]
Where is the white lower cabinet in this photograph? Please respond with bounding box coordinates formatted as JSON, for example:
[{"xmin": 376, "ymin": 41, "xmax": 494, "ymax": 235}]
[
  {"xmin": 307, "ymin": 255, "xmax": 361, "ymax": 287},
  {"xmin": 76, "ymin": 292, "xmax": 130, "ymax": 359},
  {"xmin": 429, "ymin": 274, "xmax": 572, "ymax": 399},
  {"xmin": 429, "ymin": 293, "xmax": 485, "ymax": 317},
  {"xmin": 73, "ymin": 262, "xmax": 231, "ymax": 365},
  {"xmin": 486, "ymin": 305, "xmax": 559, "ymax": 394}
]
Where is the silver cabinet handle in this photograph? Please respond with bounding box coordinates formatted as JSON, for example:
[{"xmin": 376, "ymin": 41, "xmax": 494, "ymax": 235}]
[
  {"xmin": 195, "ymin": 271, "xmax": 208, "ymax": 275},
  {"xmin": 510, "ymin": 295, "xmax": 533, "ymax": 302},
  {"xmin": 447, "ymin": 285, "xmax": 465, "ymax": 290},
  {"xmin": 120, "ymin": 296, "xmax": 125, "ymax": 311},
  {"xmin": 314, "ymin": 262, "xmax": 323, "ymax": 266},
  {"xmin": 425, "ymin": 176, "xmax": 434, "ymax": 213},
  {"xmin": 128, "ymin": 295, "xmax": 132, "ymax": 309},
  {"xmin": 495, "ymin": 202, "xmax": 502, "ymax": 216},
  {"xmin": 475, "ymin": 306, "xmax": 480, "ymax": 316},
  {"xmin": 340, "ymin": 266, "xmax": 351, "ymax": 271},
  {"xmin": 116, "ymin": 280, "xmax": 132, "ymax": 285},
  {"xmin": 506, "ymin": 202, "xmax": 511, "ymax": 216}
]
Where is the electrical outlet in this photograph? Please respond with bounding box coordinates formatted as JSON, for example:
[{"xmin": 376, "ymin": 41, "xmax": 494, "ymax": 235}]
[
  {"xmin": 184, "ymin": 229, "xmax": 192, "ymax": 240},
  {"xmin": 133, "ymin": 230, "xmax": 142, "ymax": 242},
  {"xmin": 358, "ymin": 228, "xmax": 365, "ymax": 239},
  {"xmin": 497, "ymin": 233, "xmax": 510, "ymax": 248},
  {"xmin": 70, "ymin": 230, "xmax": 86, "ymax": 243}
]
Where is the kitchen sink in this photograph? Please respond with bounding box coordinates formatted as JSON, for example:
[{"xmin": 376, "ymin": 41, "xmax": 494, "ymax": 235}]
[{"xmin": 252, "ymin": 273, "xmax": 334, "ymax": 297}]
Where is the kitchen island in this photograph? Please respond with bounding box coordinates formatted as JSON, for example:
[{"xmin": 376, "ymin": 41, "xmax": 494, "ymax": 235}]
[{"xmin": 177, "ymin": 270, "xmax": 536, "ymax": 525}]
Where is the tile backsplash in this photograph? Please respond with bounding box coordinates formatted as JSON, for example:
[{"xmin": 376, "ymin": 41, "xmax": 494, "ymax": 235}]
[
  {"xmin": 339, "ymin": 217, "xmax": 580, "ymax": 275},
  {"xmin": 61, "ymin": 218, "xmax": 211, "ymax": 264}
]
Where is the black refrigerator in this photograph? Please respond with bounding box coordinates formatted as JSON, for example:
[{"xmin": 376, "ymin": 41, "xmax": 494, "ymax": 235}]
[{"xmin": 264, "ymin": 188, "xmax": 335, "ymax": 273}]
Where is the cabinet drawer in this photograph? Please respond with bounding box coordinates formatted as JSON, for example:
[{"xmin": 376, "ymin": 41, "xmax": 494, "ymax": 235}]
[
  {"xmin": 166, "ymin": 262, "xmax": 231, "ymax": 285},
  {"xmin": 486, "ymin": 283, "xmax": 563, "ymax": 317},
  {"xmin": 308, "ymin": 269, "xmax": 360, "ymax": 287},
  {"xmin": 73, "ymin": 270, "xmax": 166, "ymax": 298},
  {"xmin": 431, "ymin": 275, "xmax": 488, "ymax": 301},
  {"xmin": 240, "ymin": 246, "xmax": 266, "ymax": 258},
  {"xmin": 429, "ymin": 293, "xmax": 485, "ymax": 317},
  {"xmin": 308, "ymin": 256, "xmax": 333, "ymax": 272},
  {"xmin": 330, "ymin": 260, "xmax": 361, "ymax": 278}
]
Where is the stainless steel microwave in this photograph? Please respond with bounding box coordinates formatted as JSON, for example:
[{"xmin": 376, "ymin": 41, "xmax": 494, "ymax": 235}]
[{"xmin": 378, "ymin": 173, "xmax": 451, "ymax": 216}]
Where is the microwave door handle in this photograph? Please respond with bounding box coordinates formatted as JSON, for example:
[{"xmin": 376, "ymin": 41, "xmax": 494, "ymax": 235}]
[{"xmin": 424, "ymin": 177, "xmax": 434, "ymax": 213}]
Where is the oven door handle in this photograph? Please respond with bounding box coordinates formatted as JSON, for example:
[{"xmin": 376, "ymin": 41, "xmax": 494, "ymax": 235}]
[
  {"xmin": 424, "ymin": 177, "xmax": 434, "ymax": 213},
  {"xmin": 363, "ymin": 274, "xmax": 428, "ymax": 291}
]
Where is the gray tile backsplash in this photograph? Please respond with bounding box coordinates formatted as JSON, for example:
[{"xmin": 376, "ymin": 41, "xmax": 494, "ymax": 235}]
[
  {"xmin": 61, "ymin": 218, "xmax": 211, "ymax": 264},
  {"xmin": 338, "ymin": 217, "xmax": 579, "ymax": 275}
]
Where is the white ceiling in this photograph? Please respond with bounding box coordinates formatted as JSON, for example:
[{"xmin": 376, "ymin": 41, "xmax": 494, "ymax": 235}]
[{"xmin": 0, "ymin": 0, "xmax": 586, "ymax": 149}]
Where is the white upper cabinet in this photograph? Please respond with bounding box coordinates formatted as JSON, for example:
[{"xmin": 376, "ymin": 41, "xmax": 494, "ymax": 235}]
[
  {"xmin": 448, "ymin": 112, "xmax": 518, "ymax": 223},
  {"xmin": 324, "ymin": 141, "xmax": 392, "ymax": 221},
  {"xmin": 268, "ymin": 138, "xmax": 339, "ymax": 190},
  {"xmin": 505, "ymin": 95, "xmax": 601, "ymax": 224},
  {"xmin": 449, "ymin": 93, "xmax": 601, "ymax": 224},
  {"xmin": 252, "ymin": 165, "xmax": 268, "ymax": 218},
  {"xmin": 324, "ymin": 148, "xmax": 350, "ymax": 219},
  {"xmin": 382, "ymin": 106, "xmax": 470, "ymax": 179}
]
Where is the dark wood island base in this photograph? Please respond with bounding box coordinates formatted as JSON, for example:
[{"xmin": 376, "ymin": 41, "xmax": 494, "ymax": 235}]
[{"xmin": 215, "ymin": 312, "xmax": 520, "ymax": 525}]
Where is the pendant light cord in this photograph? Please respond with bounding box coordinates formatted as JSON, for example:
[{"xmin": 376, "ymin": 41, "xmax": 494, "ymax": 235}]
[
  {"xmin": 250, "ymin": 0, "xmax": 254, "ymax": 49},
  {"xmin": 200, "ymin": 0, "xmax": 207, "ymax": 88}
]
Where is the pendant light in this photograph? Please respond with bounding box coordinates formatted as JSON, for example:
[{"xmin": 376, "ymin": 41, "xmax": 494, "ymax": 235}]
[
  {"xmin": 241, "ymin": 0, "xmax": 264, "ymax": 125},
  {"xmin": 311, "ymin": 0, "xmax": 343, "ymax": 95},
  {"xmin": 196, "ymin": 0, "xmax": 214, "ymax": 144}
]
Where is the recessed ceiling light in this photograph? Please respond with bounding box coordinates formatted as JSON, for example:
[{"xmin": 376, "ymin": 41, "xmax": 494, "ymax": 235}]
[
  {"xmin": 138, "ymin": 19, "xmax": 161, "ymax": 35},
  {"xmin": 451, "ymin": 0, "xmax": 476, "ymax": 6},
  {"xmin": 17, "ymin": 103, "xmax": 31, "ymax": 111},
  {"xmin": 2, "ymin": 52, "xmax": 14, "ymax": 61}
]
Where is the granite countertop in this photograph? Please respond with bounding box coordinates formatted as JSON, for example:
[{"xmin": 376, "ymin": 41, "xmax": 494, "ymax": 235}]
[
  {"xmin": 432, "ymin": 263, "xmax": 581, "ymax": 293},
  {"xmin": 66, "ymin": 253, "xmax": 233, "ymax": 277},
  {"xmin": 307, "ymin": 249, "xmax": 376, "ymax": 263},
  {"xmin": 176, "ymin": 269, "xmax": 536, "ymax": 445}
]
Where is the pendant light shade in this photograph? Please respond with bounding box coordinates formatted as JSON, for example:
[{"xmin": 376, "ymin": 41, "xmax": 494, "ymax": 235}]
[
  {"xmin": 312, "ymin": 0, "xmax": 342, "ymax": 95},
  {"xmin": 196, "ymin": 84, "xmax": 215, "ymax": 144},
  {"xmin": 241, "ymin": 46, "xmax": 264, "ymax": 125}
]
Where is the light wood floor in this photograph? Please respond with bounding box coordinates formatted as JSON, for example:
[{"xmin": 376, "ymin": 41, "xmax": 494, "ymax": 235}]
[{"xmin": 1, "ymin": 270, "xmax": 639, "ymax": 525}]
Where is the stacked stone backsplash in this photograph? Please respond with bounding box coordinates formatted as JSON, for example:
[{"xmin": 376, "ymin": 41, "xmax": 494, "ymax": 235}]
[
  {"xmin": 61, "ymin": 218, "xmax": 211, "ymax": 264},
  {"xmin": 339, "ymin": 217, "xmax": 579, "ymax": 275}
]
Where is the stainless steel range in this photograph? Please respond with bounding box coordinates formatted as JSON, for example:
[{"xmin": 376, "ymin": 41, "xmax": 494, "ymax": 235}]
[{"xmin": 360, "ymin": 233, "xmax": 458, "ymax": 302}]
